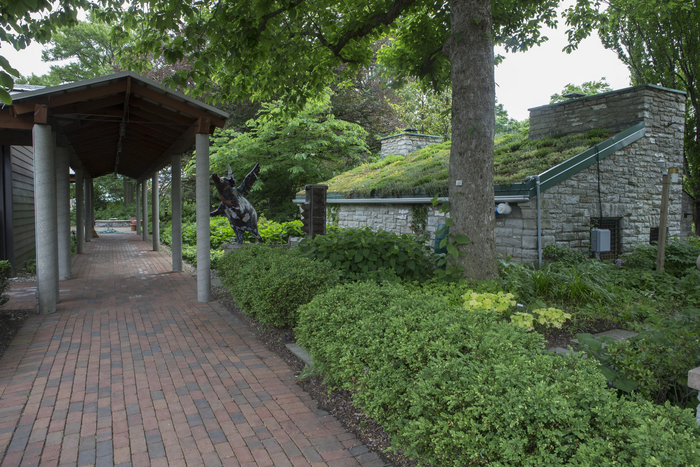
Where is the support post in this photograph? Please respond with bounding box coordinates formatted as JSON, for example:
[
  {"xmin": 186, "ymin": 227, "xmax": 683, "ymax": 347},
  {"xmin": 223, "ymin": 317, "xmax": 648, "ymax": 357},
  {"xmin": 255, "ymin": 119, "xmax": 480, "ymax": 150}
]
[
  {"xmin": 142, "ymin": 180, "xmax": 149, "ymax": 242},
  {"xmin": 135, "ymin": 182, "xmax": 141, "ymax": 235},
  {"xmin": 75, "ymin": 168, "xmax": 84, "ymax": 254},
  {"xmin": 33, "ymin": 123, "xmax": 58, "ymax": 314},
  {"xmin": 89, "ymin": 178, "xmax": 95, "ymax": 240},
  {"xmin": 56, "ymin": 147, "xmax": 71, "ymax": 280},
  {"xmin": 196, "ymin": 130, "xmax": 211, "ymax": 302},
  {"xmin": 656, "ymin": 172, "xmax": 670, "ymax": 271},
  {"xmin": 84, "ymin": 176, "xmax": 92, "ymax": 242},
  {"xmin": 172, "ymin": 154, "xmax": 182, "ymax": 272},
  {"xmin": 152, "ymin": 172, "xmax": 159, "ymax": 251}
]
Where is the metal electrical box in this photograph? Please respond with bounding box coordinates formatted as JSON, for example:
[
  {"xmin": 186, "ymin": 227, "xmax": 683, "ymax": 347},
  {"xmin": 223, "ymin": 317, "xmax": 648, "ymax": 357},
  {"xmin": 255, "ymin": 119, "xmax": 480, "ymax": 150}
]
[{"xmin": 591, "ymin": 228, "xmax": 611, "ymax": 253}]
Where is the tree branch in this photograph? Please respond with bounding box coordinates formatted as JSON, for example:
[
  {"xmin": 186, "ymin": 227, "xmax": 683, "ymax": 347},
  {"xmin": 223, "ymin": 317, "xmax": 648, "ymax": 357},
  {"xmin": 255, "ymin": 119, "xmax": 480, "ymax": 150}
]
[{"xmin": 325, "ymin": 0, "xmax": 419, "ymax": 60}]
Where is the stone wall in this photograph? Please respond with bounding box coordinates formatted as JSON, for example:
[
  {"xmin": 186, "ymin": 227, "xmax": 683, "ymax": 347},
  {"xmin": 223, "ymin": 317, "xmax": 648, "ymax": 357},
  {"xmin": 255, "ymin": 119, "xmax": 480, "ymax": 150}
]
[
  {"xmin": 379, "ymin": 132, "xmax": 443, "ymax": 158},
  {"xmin": 529, "ymin": 85, "xmax": 685, "ymax": 140}
]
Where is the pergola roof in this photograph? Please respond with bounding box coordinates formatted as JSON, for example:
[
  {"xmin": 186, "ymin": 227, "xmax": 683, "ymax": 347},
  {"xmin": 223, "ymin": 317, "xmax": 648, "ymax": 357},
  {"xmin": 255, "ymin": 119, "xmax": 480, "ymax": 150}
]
[{"xmin": 0, "ymin": 71, "xmax": 229, "ymax": 181}]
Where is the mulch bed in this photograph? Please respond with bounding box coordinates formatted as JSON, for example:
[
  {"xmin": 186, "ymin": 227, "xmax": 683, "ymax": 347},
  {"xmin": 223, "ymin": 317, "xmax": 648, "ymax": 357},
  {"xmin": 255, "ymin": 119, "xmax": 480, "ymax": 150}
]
[{"xmin": 212, "ymin": 286, "xmax": 416, "ymax": 467}]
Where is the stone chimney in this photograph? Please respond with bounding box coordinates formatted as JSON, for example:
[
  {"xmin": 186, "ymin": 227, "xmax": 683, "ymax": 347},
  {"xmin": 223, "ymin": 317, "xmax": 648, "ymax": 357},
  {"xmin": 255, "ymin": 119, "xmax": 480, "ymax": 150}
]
[{"xmin": 379, "ymin": 129, "xmax": 443, "ymax": 158}]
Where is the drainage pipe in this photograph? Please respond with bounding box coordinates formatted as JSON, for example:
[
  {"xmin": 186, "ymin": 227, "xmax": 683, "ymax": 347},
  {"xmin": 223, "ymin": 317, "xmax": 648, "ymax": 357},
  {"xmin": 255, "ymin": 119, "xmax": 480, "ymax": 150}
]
[{"xmin": 535, "ymin": 175, "xmax": 542, "ymax": 268}]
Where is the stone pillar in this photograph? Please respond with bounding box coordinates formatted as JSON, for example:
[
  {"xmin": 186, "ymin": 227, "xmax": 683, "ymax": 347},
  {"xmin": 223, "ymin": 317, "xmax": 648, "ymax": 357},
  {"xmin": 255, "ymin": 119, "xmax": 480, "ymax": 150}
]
[
  {"xmin": 75, "ymin": 168, "xmax": 84, "ymax": 254},
  {"xmin": 152, "ymin": 173, "xmax": 159, "ymax": 251},
  {"xmin": 135, "ymin": 182, "xmax": 141, "ymax": 235},
  {"xmin": 196, "ymin": 132, "xmax": 211, "ymax": 302},
  {"xmin": 171, "ymin": 154, "xmax": 182, "ymax": 272},
  {"xmin": 33, "ymin": 124, "xmax": 58, "ymax": 314},
  {"xmin": 56, "ymin": 147, "xmax": 71, "ymax": 280},
  {"xmin": 142, "ymin": 180, "xmax": 149, "ymax": 242}
]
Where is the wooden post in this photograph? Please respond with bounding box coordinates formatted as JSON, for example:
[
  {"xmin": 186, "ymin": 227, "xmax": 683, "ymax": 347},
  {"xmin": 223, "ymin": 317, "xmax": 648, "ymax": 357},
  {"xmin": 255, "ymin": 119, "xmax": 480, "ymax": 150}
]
[{"xmin": 656, "ymin": 173, "xmax": 670, "ymax": 271}]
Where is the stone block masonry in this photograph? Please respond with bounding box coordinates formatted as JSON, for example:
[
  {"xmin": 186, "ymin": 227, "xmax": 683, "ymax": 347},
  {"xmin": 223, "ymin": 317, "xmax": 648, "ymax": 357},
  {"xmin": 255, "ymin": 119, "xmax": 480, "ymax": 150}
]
[
  {"xmin": 329, "ymin": 85, "xmax": 687, "ymax": 264},
  {"xmin": 529, "ymin": 84, "xmax": 686, "ymax": 140},
  {"xmin": 380, "ymin": 132, "xmax": 443, "ymax": 158}
]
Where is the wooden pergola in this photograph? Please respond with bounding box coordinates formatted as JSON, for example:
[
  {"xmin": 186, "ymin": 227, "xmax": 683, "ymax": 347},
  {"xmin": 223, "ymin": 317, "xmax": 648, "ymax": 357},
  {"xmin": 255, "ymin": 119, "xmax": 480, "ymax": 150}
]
[{"xmin": 0, "ymin": 71, "xmax": 229, "ymax": 313}]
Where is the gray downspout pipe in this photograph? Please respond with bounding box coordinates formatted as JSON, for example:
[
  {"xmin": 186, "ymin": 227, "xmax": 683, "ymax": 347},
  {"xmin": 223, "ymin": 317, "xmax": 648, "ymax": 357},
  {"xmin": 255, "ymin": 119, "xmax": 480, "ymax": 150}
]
[{"xmin": 536, "ymin": 175, "xmax": 542, "ymax": 268}]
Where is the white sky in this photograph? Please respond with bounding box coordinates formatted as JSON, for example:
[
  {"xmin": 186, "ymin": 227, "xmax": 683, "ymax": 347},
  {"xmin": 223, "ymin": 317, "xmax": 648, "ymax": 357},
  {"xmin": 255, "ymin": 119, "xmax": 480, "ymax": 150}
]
[{"xmin": 1, "ymin": 3, "xmax": 631, "ymax": 122}]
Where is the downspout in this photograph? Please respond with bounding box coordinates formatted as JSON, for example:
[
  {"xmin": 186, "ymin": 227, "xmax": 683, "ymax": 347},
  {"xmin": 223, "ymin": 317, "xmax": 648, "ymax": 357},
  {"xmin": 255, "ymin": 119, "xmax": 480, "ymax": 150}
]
[{"xmin": 536, "ymin": 175, "xmax": 542, "ymax": 268}]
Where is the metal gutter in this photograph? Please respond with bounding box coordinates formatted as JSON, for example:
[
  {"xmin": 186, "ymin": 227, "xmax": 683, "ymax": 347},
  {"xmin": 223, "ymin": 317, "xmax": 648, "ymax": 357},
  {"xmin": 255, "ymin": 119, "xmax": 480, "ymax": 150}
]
[{"xmin": 293, "ymin": 195, "xmax": 530, "ymax": 204}]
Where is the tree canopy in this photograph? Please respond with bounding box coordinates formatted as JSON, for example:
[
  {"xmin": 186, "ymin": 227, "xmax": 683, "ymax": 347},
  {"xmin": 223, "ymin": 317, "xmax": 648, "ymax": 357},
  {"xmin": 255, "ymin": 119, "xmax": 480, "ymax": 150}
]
[{"xmin": 549, "ymin": 77, "xmax": 612, "ymax": 103}]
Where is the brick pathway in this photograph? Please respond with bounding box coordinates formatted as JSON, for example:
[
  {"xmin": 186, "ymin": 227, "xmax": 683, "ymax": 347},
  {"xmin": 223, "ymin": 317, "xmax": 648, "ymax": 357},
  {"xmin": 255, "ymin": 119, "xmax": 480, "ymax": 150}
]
[{"xmin": 0, "ymin": 235, "xmax": 385, "ymax": 467}]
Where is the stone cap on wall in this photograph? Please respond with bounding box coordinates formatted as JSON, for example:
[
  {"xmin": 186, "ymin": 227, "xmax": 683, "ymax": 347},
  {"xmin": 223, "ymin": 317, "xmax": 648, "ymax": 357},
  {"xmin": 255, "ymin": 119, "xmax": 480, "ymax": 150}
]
[
  {"xmin": 528, "ymin": 84, "xmax": 686, "ymax": 140},
  {"xmin": 527, "ymin": 84, "xmax": 686, "ymax": 113}
]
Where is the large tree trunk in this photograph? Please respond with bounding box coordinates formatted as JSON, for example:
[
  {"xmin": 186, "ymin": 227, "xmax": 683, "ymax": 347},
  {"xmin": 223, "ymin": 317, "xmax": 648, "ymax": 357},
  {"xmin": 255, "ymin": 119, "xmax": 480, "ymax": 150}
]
[{"xmin": 447, "ymin": 0, "xmax": 498, "ymax": 279}]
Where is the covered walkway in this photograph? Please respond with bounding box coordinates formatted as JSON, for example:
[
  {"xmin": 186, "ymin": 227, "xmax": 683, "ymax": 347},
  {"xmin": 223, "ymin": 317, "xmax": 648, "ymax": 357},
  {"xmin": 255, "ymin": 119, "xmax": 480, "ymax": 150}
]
[{"xmin": 0, "ymin": 235, "xmax": 384, "ymax": 467}]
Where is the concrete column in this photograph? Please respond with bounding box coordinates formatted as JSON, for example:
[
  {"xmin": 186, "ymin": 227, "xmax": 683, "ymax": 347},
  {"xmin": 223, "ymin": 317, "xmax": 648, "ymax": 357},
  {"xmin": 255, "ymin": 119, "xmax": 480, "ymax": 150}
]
[
  {"xmin": 142, "ymin": 180, "xmax": 149, "ymax": 242},
  {"xmin": 135, "ymin": 182, "xmax": 141, "ymax": 235},
  {"xmin": 33, "ymin": 124, "xmax": 58, "ymax": 314},
  {"xmin": 196, "ymin": 133, "xmax": 210, "ymax": 302},
  {"xmin": 56, "ymin": 147, "xmax": 71, "ymax": 280},
  {"xmin": 75, "ymin": 168, "xmax": 84, "ymax": 254},
  {"xmin": 85, "ymin": 176, "xmax": 92, "ymax": 242},
  {"xmin": 171, "ymin": 154, "xmax": 182, "ymax": 272},
  {"xmin": 90, "ymin": 178, "xmax": 95, "ymax": 237},
  {"xmin": 152, "ymin": 173, "xmax": 159, "ymax": 251}
]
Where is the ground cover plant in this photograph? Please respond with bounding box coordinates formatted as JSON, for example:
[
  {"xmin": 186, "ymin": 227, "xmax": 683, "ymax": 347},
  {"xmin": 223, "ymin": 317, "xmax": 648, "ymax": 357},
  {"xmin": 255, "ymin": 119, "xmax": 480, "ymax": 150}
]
[
  {"xmin": 298, "ymin": 227, "xmax": 435, "ymax": 282},
  {"xmin": 320, "ymin": 128, "xmax": 615, "ymax": 198},
  {"xmin": 295, "ymin": 280, "xmax": 700, "ymax": 466},
  {"xmin": 217, "ymin": 245, "xmax": 340, "ymax": 327}
]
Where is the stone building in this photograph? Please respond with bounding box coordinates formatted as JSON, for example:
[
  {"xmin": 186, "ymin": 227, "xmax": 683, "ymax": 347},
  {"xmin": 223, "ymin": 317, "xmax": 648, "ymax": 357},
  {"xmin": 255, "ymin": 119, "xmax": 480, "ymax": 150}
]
[{"xmin": 312, "ymin": 85, "xmax": 693, "ymax": 264}]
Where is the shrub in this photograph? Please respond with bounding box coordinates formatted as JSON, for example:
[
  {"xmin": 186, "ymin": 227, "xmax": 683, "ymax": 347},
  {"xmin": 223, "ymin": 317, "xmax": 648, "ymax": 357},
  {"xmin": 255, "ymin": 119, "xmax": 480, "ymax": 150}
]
[
  {"xmin": 623, "ymin": 238, "xmax": 700, "ymax": 277},
  {"xmin": 299, "ymin": 227, "xmax": 435, "ymax": 282},
  {"xmin": 0, "ymin": 260, "xmax": 11, "ymax": 308},
  {"xmin": 218, "ymin": 245, "xmax": 339, "ymax": 327},
  {"xmin": 296, "ymin": 281, "xmax": 700, "ymax": 466},
  {"xmin": 606, "ymin": 309, "xmax": 700, "ymax": 406}
]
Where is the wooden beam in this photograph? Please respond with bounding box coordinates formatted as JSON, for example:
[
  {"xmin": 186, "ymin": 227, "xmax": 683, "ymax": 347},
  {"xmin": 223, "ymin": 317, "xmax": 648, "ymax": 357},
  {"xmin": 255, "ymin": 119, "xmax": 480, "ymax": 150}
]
[
  {"xmin": 49, "ymin": 93, "xmax": 126, "ymax": 115},
  {"xmin": 128, "ymin": 97, "xmax": 194, "ymax": 125},
  {"xmin": 0, "ymin": 110, "xmax": 34, "ymax": 130},
  {"xmin": 0, "ymin": 129, "xmax": 32, "ymax": 146},
  {"xmin": 137, "ymin": 122, "xmax": 199, "ymax": 182},
  {"xmin": 13, "ymin": 81, "xmax": 128, "ymax": 115},
  {"xmin": 34, "ymin": 104, "xmax": 48, "ymax": 124},
  {"xmin": 198, "ymin": 117, "xmax": 211, "ymax": 134},
  {"xmin": 132, "ymin": 82, "xmax": 226, "ymax": 128}
]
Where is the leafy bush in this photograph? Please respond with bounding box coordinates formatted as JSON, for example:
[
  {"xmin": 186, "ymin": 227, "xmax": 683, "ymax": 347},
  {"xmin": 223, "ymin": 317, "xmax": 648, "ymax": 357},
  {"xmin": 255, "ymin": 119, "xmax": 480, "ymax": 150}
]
[
  {"xmin": 94, "ymin": 202, "xmax": 136, "ymax": 220},
  {"xmin": 218, "ymin": 245, "xmax": 340, "ymax": 327},
  {"xmin": 244, "ymin": 219, "xmax": 304, "ymax": 244},
  {"xmin": 0, "ymin": 260, "xmax": 11, "ymax": 308},
  {"xmin": 543, "ymin": 244, "xmax": 589, "ymax": 264},
  {"xmin": 299, "ymin": 227, "xmax": 435, "ymax": 282},
  {"xmin": 296, "ymin": 281, "xmax": 700, "ymax": 466},
  {"xmin": 623, "ymin": 238, "xmax": 700, "ymax": 277},
  {"xmin": 579, "ymin": 309, "xmax": 700, "ymax": 407}
]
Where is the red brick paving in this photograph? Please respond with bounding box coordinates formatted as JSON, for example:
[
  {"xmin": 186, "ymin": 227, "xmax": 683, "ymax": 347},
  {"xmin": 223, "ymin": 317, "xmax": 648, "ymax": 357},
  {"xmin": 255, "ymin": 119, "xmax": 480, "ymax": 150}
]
[{"xmin": 0, "ymin": 235, "xmax": 386, "ymax": 467}]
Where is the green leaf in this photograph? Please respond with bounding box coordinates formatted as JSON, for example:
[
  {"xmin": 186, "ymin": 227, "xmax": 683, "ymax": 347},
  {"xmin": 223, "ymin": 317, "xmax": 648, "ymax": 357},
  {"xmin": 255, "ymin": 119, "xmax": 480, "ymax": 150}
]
[
  {"xmin": 0, "ymin": 56, "xmax": 19, "ymax": 78},
  {"xmin": 452, "ymin": 234, "xmax": 469, "ymax": 245},
  {"xmin": 444, "ymin": 218, "xmax": 453, "ymax": 227},
  {"xmin": 0, "ymin": 88, "xmax": 11, "ymax": 106},
  {"xmin": 599, "ymin": 365, "xmax": 618, "ymax": 381},
  {"xmin": 613, "ymin": 376, "xmax": 638, "ymax": 393},
  {"xmin": 446, "ymin": 244, "xmax": 459, "ymax": 258},
  {"xmin": 354, "ymin": 252, "xmax": 363, "ymax": 263}
]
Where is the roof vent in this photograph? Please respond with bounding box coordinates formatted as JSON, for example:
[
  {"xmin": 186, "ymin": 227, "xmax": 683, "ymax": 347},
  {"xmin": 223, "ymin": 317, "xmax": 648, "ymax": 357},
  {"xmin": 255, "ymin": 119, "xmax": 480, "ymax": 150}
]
[
  {"xmin": 403, "ymin": 128, "xmax": 418, "ymax": 133},
  {"xmin": 562, "ymin": 92, "xmax": 586, "ymax": 99}
]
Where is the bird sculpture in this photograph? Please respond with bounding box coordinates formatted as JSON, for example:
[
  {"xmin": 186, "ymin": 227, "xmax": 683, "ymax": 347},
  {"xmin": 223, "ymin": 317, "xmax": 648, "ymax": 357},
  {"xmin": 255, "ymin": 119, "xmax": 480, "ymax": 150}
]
[{"xmin": 210, "ymin": 163, "xmax": 263, "ymax": 244}]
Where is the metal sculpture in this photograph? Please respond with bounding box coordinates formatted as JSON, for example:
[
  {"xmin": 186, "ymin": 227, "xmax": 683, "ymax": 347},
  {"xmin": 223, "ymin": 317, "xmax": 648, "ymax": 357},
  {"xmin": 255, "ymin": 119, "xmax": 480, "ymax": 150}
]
[{"xmin": 211, "ymin": 163, "xmax": 264, "ymax": 244}]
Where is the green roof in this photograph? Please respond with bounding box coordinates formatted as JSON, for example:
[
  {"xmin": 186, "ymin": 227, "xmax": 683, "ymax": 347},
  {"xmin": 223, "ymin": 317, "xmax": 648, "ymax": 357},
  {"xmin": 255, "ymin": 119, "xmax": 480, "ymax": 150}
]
[{"xmin": 321, "ymin": 128, "xmax": 623, "ymax": 199}]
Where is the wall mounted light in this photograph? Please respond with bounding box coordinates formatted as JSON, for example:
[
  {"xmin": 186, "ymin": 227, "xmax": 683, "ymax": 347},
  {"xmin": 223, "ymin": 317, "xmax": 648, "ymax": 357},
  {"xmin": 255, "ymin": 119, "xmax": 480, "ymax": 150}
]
[{"xmin": 496, "ymin": 202, "xmax": 512, "ymax": 215}]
